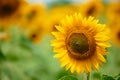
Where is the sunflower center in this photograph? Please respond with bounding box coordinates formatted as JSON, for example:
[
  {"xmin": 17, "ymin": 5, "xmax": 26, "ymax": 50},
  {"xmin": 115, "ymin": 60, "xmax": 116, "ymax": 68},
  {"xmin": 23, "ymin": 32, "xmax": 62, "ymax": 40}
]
[
  {"xmin": 116, "ymin": 8, "xmax": 120, "ymax": 15},
  {"xmin": 0, "ymin": 0, "xmax": 21, "ymax": 17},
  {"xmin": 28, "ymin": 10, "xmax": 37, "ymax": 19},
  {"xmin": 87, "ymin": 6, "xmax": 95, "ymax": 16},
  {"xmin": 2, "ymin": 5, "xmax": 13, "ymax": 14},
  {"xmin": 68, "ymin": 33, "xmax": 89, "ymax": 54},
  {"xmin": 0, "ymin": 3, "xmax": 19, "ymax": 17},
  {"xmin": 32, "ymin": 34, "xmax": 37, "ymax": 38},
  {"xmin": 117, "ymin": 31, "xmax": 120, "ymax": 40}
]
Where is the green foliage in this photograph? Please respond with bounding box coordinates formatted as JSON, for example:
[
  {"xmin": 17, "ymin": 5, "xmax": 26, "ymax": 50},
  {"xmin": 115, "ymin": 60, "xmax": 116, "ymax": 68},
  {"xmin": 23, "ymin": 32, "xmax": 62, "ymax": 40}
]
[
  {"xmin": 115, "ymin": 74, "xmax": 120, "ymax": 80},
  {"xmin": 101, "ymin": 74, "xmax": 120, "ymax": 80},
  {"xmin": 102, "ymin": 75, "xmax": 115, "ymax": 80},
  {"xmin": 117, "ymin": 77, "xmax": 120, "ymax": 80},
  {"xmin": 0, "ymin": 27, "xmax": 61, "ymax": 80},
  {"xmin": 0, "ymin": 49, "xmax": 5, "ymax": 60},
  {"xmin": 59, "ymin": 75, "xmax": 78, "ymax": 80},
  {"xmin": 92, "ymin": 72, "xmax": 101, "ymax": 79},
  {"xmin": 56, "ymin": 70, "xmax": 71, "ymax": 80}
]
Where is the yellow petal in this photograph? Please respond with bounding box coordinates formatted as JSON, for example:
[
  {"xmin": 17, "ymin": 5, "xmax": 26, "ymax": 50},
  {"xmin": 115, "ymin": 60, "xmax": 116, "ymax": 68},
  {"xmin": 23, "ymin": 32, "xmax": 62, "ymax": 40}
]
[
  {"xmin": 60, "ymin": 55, "xmax": 69, "ymax": 67},
  {"xmin": 54, "ymin": 50, "xmax": 67, "ymax": 58},
  {"xmin": 51, "ymin": 41, "xmax": 64, "ymax": 47},
  {"xmin": 85, "ymin": 60, "xmax": 92, "ymax": 72},
  {"xmin": 65, "ymin": 59, "xmax": 73, "ymax": 70},
  {"xmin": 97, "ymin": 53, "xmax": 106, "ymax": 63},
  {"xmin": 95, "ymin": 34, "xmax": 110, "ymax": 41},
  {"xmin": 53, "ymin": 46, "xmax": 66, "ymax": 52},
  {"xmin": 96, "ymin": 42, "xmax": 111, "ymax": 47},
  {"xmin": 55, "ymin": 25, "xmax": 65, "ymax": 33},
  {"xmin": 51, "ymin": 32, "xmax": 65, "ymax": 39},
  {"xmin": 70, "ymin": 60, "xmax": 76, "ymax": 73},
  {"xmin": 90, "ymin": 56, "xmax": 99, "ymax": 70},
  {"xmin": 94, "ymin": 63, "xmax": 99, "ymax": 70}
]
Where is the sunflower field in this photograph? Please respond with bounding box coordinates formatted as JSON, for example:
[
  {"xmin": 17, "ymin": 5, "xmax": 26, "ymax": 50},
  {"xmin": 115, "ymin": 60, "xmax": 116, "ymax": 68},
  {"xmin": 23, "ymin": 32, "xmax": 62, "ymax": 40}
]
[{"xmin": 0, "ymin": 0, "xmax": 120, "ymax": 80}]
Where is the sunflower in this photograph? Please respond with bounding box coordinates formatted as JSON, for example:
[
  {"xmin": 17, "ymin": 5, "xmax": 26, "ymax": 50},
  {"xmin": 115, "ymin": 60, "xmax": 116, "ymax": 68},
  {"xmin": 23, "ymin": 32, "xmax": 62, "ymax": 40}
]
[
  {"xmin": 0, "ymin": 0, "xmax": 28, "ymax": 27},
  {"xmin": 25, "ymin": 21, "xmax": 45, "ymax": 44},
  {"xmin": 107, "ymin": 2, "xmax": 120, "ymax": 46},
  {"xmin": 79, "ymin": 0, "xmax": 103, "ymax": 17},
  {"xmin": 47, "ymin": 4, "xmax": 79, "ymax": 32},
  {"xmin": 20, "ymin": 4, "xmax": 46, "ymax": 28},
  {"xmin": 106, "ymin": 1, "xmax": 120, "ymax": 24},
  {"xmin": 51, "ymin": 13, "xmax": 110, "ymax": 73},
  {"xmin": 110, "ymin": 24, "xmax": 120, "ymax": 46}
]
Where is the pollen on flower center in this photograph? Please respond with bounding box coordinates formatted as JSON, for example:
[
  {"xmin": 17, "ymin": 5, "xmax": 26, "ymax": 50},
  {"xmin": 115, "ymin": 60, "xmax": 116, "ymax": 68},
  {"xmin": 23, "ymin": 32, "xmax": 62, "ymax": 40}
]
[{"xmin": 68, "ymin": 33, "xmax": 89, "ymax": 54}]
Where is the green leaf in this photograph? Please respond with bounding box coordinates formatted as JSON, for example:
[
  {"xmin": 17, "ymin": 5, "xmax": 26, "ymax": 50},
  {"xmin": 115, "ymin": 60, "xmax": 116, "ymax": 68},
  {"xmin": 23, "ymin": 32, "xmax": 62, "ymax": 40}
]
[
  {"xmin": 59, "ymin": 75, "xmax": 78, "ymax": 80},
  {"xmin": 114, "ymin": 74, "xmax": 120, "ymax": 80},
  {"xmin": 117, "ymin": 77, "xmax": 120, "ymax": 80},
  {"xmin": 0, "ymin": 49, "xmax": 5, "ymax": 60},
  {"xmin": 56, "ymin": 70, "xmax": 72, "ymax": 80},
  {"xmin": 92, "ymin": 72, "xmax": 101, "ymax": 79},
  {"xmin": 20, "ymin": 37, "xmax": 33, "ymax": 50},
  {"xmin": 102, "ymin": 75, "xmax": 115, "ymax": 80}
]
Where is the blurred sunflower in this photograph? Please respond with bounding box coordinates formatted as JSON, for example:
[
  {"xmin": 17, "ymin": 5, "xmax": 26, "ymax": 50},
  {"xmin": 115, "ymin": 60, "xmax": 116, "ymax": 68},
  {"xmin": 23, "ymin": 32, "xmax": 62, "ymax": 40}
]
[
  {"xmin": 0, "ymin": 0, "xmax": 28, "ymax": 27},
  {"xmin": 110, "ymin": 24, "xmax": 120, "ymax": 46},
  {"xmin": 106, "ymin": 2, "xmax": 120, "ymax": 24},
  {"xmin": 79, "ymin": 0, "xmax": 103, "ymax": 17},
  {"xmin": 0, "ymin": 32, "xmax": 10, "ymax": 41},
  {"xmin": 20, "ymin": 4, "xmax": 46, "ymax": 28},
  {"xmin": 51, "ymin": 13, "xmax": 110, "ymax": 73},
  {"xmin": 47, "ymin": 4, "xmax": 79, "ymax": 32},
  {"xmin": 25, "ymin": 21, "xmax": 45, "ymax": 44}
]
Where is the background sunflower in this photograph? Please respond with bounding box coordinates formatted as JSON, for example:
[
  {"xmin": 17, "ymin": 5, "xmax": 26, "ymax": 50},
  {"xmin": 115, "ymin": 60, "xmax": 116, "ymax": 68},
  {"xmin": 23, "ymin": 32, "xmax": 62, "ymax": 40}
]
[
  {"xmin": 0, "ymin": 0, "xmax": 28, "ymax": 27},
  {"xmin": 47, "ymin": 4, "xmax": 79, "ymax": 33},
  {"xmin": 79, "ymin": 0, "xmax": 103, "ymax": 18}
]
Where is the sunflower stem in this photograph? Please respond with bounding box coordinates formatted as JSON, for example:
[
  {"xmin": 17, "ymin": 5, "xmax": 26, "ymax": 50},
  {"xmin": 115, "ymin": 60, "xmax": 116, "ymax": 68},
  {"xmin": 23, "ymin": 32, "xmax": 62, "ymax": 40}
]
[{"xmin": 87, "ymin": 72, "xmax": 90, "ymax": 80}]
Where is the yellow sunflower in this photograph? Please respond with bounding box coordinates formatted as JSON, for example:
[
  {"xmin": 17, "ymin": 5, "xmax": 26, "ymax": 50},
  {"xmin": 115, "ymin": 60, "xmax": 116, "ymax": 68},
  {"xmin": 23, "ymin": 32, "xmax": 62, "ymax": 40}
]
[
  {"xmin": 47, "ymin": 4, "xmax": 79, "ymax": 32},
  {"xmin": 106, "ymin": 2, "xmax": 120, "ymax": 24},
  {"xmin": 20, "ymin": 4, "xmax": 46, "ymax": 28},
  {"xmin": 110, "ymin": 24, "xmax": 120, "ymax": 46},
  {"xmin": 0, "ymin": 0, "xmax": 28, "ymax": 27},
  {"xmin": 79, "ymin": 0, "xmax": 103, "ymax": 17},
  {"xmin": 25, "ymin": 21, "xmax": 45, "ymax": 44},
  {"xmin": 51, "ymin": 13, "xmax": 110, "ymax": 73}
]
